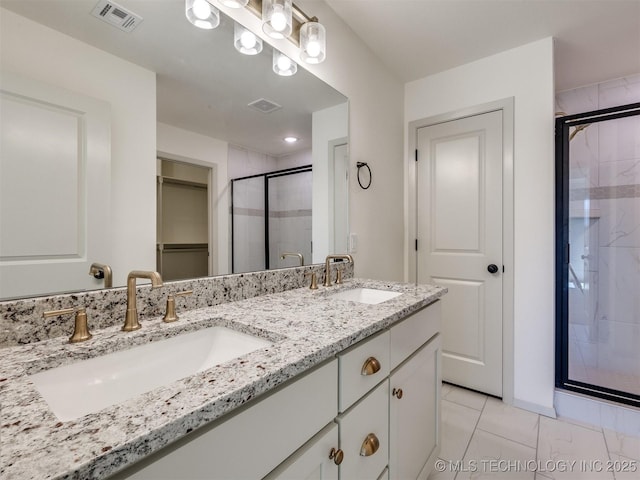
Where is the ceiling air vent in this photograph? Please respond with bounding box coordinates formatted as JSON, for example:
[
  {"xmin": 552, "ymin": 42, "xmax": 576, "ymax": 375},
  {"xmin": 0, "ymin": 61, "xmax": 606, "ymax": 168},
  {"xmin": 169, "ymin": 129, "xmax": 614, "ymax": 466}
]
[
  {"xmin": 248, "ymin": 98, "xmax": 282, "ymax": 114},
  {"xmin": 91, "ymin": 0, "xmax": 143, "ymax": 33}
]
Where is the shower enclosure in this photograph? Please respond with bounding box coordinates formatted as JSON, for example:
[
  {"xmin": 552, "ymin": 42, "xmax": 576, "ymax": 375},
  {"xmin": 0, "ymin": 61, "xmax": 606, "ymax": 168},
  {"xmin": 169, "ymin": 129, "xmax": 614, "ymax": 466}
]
[
  {"xmin": 231, "ymin": 165, "xmax": 312, "ymax": 273},
  {"xmin": 556, "ymin": 102, "xmax": 640, "ymax": 406}
]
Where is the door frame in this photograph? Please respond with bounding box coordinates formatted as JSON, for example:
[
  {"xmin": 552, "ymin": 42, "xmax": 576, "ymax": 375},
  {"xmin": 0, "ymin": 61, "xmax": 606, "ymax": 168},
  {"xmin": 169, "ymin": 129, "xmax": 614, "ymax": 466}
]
[{"xmin": 407, "ymin": 98, "xmax": 515, "ymax": 405}]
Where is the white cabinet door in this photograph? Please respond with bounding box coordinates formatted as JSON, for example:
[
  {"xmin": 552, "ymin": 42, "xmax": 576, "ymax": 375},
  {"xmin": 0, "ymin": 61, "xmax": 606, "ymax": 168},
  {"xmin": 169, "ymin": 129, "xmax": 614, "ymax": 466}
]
[
  {"xmin": 114, "ymin": 360, "xmax": 338, "ymax": 480},
  {"xmin": 389, "ymin": 334, "xmax": 441, "ymax": 480},
  {"xmin": 337, "ymin": 381, "xmax": 389, "ymax": 480},
  {"xmin": 264, "ymin": 423, "xmax": 340, "ymax": 480}
]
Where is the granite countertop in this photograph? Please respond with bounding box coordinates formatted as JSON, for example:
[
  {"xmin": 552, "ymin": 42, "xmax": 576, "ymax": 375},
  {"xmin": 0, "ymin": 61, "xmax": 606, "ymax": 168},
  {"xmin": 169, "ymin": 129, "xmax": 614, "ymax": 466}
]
[{"xmin": 0, "ymin": 278, "xmax": 446, "ymax": 480}]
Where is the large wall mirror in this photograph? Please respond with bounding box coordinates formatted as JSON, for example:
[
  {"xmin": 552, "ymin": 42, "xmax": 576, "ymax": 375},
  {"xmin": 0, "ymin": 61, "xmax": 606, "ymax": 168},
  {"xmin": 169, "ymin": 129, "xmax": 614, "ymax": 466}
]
[{"xmin": 0, "ymin": 0, "xmax": 348, "ymax": 300}]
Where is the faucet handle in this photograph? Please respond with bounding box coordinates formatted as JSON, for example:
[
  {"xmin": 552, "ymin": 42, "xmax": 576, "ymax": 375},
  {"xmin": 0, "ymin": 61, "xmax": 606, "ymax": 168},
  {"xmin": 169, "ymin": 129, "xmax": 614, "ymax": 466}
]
[
  {"xmin": 304, "ymin": 271, "xmax": 319, "ymax": 290},
  {"xmin": 43, "ymin": 307, "xmax": 92, "ymax": 343},
  {"xmin": 335, "ymin": 268, "xmax": 344, "ymax": 285},
  {"xmin": 163, "ymin": 290, "xmax": 193, "ymax": 323}
]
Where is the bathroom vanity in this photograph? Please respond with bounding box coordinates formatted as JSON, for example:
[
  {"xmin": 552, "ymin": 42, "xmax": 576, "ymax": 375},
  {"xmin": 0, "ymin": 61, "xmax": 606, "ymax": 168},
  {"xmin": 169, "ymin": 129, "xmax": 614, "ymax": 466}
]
[{"xmin": 0, "ymin": 276, "xmax": 445, "ymax": 480}]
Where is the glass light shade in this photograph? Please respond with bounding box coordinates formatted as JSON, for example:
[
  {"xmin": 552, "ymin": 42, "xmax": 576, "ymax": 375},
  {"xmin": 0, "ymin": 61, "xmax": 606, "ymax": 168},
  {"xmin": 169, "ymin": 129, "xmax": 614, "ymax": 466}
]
[
  {"xmin": 273, "ymin": 51, "xmax": 297, "ymax": 76},
  {"xmin": 219, "ymin": 0, "xmax": 249, "ymax": 7},
  {"xmin": 300, "ymin": 22, "xmax": 326, "ymax": 64},
  {"xmin": 262, "ymin": 0, "xmax": 292, "ymax": 39},
  {"xmin": 234, "ymin": 23, "xmax": 263, "ymax": 55},
  {"xmin": 185, "ymin": 0, "xmax": 220, "ymax": 29}
]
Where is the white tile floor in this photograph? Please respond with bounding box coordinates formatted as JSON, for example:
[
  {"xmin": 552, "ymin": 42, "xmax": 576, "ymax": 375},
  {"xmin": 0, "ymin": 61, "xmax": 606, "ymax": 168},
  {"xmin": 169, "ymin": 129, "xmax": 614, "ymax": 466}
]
[{"xmin": 429, "ymin": 383, "xmax": 640, "ymax": 480}]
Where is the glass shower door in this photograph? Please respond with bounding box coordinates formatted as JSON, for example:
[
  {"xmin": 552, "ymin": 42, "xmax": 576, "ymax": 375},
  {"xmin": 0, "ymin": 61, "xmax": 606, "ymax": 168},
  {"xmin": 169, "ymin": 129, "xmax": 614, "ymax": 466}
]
[
  {"xmin": 557, "ymin": 102, "xmax": 640, "ymax": 405},
  {"xmin": 231, "ymin": 176, "xmax": 265, "ymax": 274},
  {"xmin": 267, "ymin": 170, "xmax": 312, "ymax": 269}
]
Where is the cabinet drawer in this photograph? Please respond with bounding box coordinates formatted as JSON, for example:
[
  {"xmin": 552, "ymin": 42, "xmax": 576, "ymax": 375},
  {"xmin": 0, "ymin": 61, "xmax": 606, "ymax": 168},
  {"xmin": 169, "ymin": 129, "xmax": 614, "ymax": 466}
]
[
  {"xmin": 337, "ymin": 381, "xmax": 389, "ymax": 480},
  {"xmin": 114, "ymin": 359, "xmax": 338, "ymax": 480},
  {"xmin": 390, "ymin": 301, "xmax": 440, "ymax": 370},
  {"xmin": 264, "ymin": 422, "xmax": 339, "ymax": 480},
  {"xmin": 339, "ymin": 331, "xmax": 390, "ymax": 412}
]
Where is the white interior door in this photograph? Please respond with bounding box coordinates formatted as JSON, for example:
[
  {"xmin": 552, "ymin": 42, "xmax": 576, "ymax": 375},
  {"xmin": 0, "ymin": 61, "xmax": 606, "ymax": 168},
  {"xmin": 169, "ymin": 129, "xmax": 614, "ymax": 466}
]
[
  {"xmin": 416, "ymin": 110, "xmax": 503, "ymax": 396},
  {"xmin": 0, "ymin": 73, "xmax": 110, "ymax": 299}
]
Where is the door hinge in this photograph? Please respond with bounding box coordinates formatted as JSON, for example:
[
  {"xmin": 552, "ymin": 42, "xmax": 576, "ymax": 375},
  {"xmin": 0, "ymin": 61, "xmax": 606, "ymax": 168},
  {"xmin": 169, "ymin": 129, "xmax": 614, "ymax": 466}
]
[
  {"xmin": 503, "ymin": 265, "xmax": 505, "ymax": 273},
  {"xmin": 415, "ymin": 239, "xmax": 418, "ymax": 251},
  {"xmin": 415, "ymin": 149, "xmax": 418, "ymax": 162}
]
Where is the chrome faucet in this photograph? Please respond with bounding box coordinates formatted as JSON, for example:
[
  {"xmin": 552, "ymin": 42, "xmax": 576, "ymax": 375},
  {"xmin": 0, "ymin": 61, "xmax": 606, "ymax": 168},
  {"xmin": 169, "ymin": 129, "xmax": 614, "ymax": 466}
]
[
  {"xmin": 123, "ymin": 270, "xmax": 163, "ymax": 331},
  {"xmin": 323, "ymin": 254, "xmax": 354, "ymax": 287},
  {"xmin": 281, "ymin": 252, "xmax": 304, "ymax": 266}
]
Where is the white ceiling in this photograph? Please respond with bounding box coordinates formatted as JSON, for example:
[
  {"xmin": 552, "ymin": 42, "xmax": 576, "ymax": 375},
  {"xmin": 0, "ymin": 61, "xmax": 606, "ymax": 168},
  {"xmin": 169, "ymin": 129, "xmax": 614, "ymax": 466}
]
[{"xmin": 323, "ymin": 0, "xmax": 640, "ymax": 91}]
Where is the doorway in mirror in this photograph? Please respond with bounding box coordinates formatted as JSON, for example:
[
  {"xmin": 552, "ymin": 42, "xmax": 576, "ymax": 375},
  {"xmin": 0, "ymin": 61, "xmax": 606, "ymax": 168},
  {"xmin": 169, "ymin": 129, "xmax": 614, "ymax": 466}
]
[{"xmin": 157, "ymin": 158, "xmax": 211, "ymax": 282}]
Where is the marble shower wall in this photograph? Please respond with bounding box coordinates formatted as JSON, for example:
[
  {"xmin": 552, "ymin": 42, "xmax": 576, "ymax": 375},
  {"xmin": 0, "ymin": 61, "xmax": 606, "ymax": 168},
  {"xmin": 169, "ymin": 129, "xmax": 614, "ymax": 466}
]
[
  {"xmin": 0, "ymin": 263, "xmax": 353, "ymax": 348},
  {"xmin": 557, "ymin": 74, "xmax": 640, "ymax": 388}
]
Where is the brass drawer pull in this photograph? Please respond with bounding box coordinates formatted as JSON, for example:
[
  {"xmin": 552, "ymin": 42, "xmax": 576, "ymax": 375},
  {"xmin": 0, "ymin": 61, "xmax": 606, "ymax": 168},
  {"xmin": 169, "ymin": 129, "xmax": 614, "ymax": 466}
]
[
  {"xmin": 392, "ymin": 388, "xmax": 403, "ymax": 399},
  {"xmin": 360, "ymin": 433, "xmax": 380, "ymax": 457},
  {"xmin": 329, "ymin": 447, "xmax": 344, "ymax": 465},
  {"xmin": 361, "ymin": 357, "xmax": 381, "ymax": 376}
]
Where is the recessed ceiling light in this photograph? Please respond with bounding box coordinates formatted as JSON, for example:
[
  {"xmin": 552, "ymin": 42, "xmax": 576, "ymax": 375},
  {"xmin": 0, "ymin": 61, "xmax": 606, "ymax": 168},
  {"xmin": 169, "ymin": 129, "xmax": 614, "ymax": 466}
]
[{"xmin": 283, "ymin": 136, "xmax": 299, "ymax": 143}]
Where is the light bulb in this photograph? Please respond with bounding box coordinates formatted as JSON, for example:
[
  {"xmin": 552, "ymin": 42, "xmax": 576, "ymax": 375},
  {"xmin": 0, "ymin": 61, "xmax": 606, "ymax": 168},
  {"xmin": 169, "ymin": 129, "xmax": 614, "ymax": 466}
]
[
  {"xmin": 240, "ymin": 31, "xmax": 257, "ymax": 50},
  {"xmin": 306, "ymin": 39, "xmax": 321, "ymax": 58},
  {"xmin": 300, "ymin": 21, "xmax": 326, "ymax": 64},
  {"xmin": 192, "ymin": 0, "xmax": 211, "ymax": 20},
  {"xmin": 270, "ymin": 6, "xmax": 287, "ymax": 32},
  {"xmin": 277, "ymin": 55, "xmax": 292, "ymax": 71}
]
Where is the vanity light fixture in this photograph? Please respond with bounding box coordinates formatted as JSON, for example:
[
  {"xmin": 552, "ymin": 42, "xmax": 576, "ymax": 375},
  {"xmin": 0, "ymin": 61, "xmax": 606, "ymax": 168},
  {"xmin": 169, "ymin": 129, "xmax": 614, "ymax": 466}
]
[
  {"xmin": 185, "ymin": 0, "xmax": 220, "ymax": 29},
  {"xmin": 219, "ymin": 0, "xmax": 249, "ymax": 8},
  {"xmin": 262, "ymin": 0, "xmax": 292, "ymax": 39},
  {"xmin": 234, "ymin": 23, "xmax": 263, "ymax": 55},
  {"xmin": 299, "ymin": 21, "xmax": 326, "ymax": 64},
  {"xmin": 273, "ymin": 50, "xmax": 297, "ymax": 76}
]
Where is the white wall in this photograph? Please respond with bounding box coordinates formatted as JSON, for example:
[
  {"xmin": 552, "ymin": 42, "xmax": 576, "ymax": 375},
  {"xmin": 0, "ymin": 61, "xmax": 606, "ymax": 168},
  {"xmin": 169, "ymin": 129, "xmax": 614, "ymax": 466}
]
[
  {"xmin": 217, "ymin": 1, "xmax": 405, "ymax": 280},
  {"xmin": 405, "ymin": 38, "xmax": 556, "ymax": 413},
  {"xmin": 157, "ymin": 122, "xmax": 230, "ymax": 275},
  {"xmin": 277, "ymin": 149, "xmax": 313, "ymax": 171},
  {"xmin": 312, "ymin": 103, "xmax": 349, "ymax": 262},
  {"xmin": 0, "ymin": 8, "xmax": 156, "ymax": 287}
]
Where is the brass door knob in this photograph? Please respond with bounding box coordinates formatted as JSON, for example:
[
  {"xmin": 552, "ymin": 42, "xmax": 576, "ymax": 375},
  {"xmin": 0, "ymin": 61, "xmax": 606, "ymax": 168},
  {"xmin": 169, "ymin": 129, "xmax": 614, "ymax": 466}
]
[
  {"xmin": 361, "ymin": 356, "xmax": 381, "ymax": 376},
  {"xmin": 392, "ymin": 388, "xmax": 404, "ymax": 399},
  {"xmin": 329, "ymin": 447, "xmax": 344, "ymax": 465},
  {"xmin": 360, "ymin": 433, "xmax": 380, "ymax": 457}
]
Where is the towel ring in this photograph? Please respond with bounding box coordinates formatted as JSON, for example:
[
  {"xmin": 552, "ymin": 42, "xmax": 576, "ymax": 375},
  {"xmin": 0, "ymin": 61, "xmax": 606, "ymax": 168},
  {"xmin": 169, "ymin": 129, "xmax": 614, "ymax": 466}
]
[{"xmin": 356, "ymin": 162, "xmax": 372, "ymax": 190}]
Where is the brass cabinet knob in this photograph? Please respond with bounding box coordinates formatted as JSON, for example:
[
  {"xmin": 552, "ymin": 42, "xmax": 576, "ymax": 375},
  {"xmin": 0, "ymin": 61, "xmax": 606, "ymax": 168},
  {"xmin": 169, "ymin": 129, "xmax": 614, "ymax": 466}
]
[
  {"xmin": 392, "ymin": 388, "xmax": 404, "ymax": 399},
  {"xmin": 361, "ymin": 356, "xmax": 381, "ymax": 376},
  {"xmin": 329, "ymin": 447, "xmax": 344, "ymax": 465},
  {"xmin": 360, "ymin": 433, "xmax": 380, "ymax": 457}
]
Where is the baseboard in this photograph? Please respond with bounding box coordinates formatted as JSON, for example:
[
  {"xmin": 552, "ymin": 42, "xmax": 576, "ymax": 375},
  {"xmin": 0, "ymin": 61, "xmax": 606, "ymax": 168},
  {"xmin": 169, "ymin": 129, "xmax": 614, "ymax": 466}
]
[
  {"xmin": 512, "ymin": 398, "xmax": 557, "ymax": 418},
  {"xmin": 554, "ymin": 389, "xmax": 640, "ymax": 436}
]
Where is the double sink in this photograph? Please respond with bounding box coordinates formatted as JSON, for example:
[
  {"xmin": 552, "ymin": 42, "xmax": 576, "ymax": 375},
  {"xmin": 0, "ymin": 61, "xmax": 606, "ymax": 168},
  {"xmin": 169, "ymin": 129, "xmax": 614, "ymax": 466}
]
[{"xmin": 29, "ymin": 287, "xmax": 401, "ymax": 421}]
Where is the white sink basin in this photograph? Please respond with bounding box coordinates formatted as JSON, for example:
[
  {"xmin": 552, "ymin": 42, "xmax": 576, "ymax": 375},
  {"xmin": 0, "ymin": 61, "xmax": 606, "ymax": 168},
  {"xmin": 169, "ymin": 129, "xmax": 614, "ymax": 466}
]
[
  {"xmin": 329, "ymin": 287, "xmax": 402, "ymax": 305},
  {"xmin": 30, "ymin": 326, "xmax": 272, "ymax": 421}
]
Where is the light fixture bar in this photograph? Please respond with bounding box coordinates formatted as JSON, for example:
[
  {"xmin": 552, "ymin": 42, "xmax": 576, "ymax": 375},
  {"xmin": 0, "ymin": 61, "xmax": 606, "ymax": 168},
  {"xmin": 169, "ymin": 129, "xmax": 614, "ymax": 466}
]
[{"xmin": 245, "ymin": 0, "xmax": 317, "ymax": 46}]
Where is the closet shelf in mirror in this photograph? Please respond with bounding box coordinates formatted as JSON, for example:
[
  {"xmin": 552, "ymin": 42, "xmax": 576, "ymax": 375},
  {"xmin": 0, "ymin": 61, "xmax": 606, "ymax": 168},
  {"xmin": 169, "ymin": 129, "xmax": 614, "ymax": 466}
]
[{"xmin": 158, "ymin": 176, "xmax": 208, "ymax": 189}]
